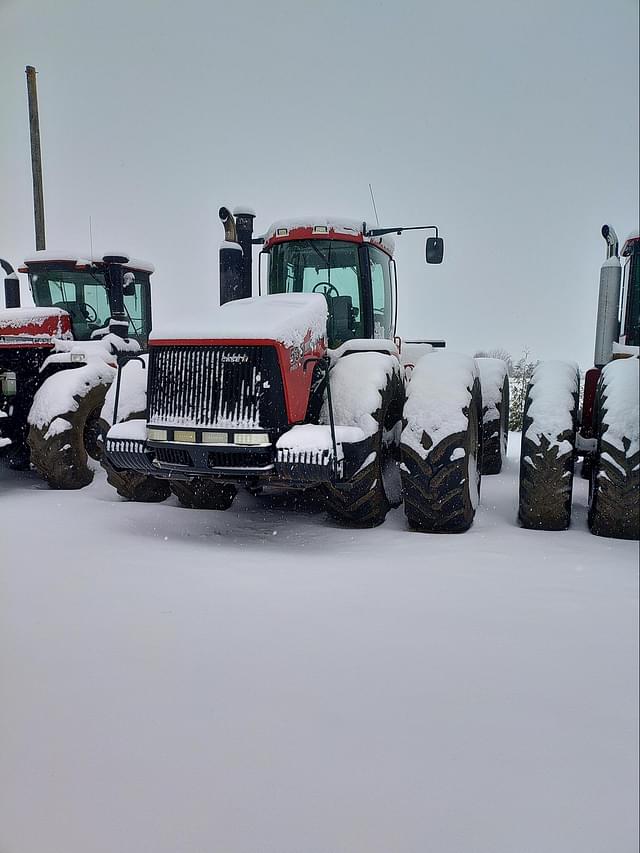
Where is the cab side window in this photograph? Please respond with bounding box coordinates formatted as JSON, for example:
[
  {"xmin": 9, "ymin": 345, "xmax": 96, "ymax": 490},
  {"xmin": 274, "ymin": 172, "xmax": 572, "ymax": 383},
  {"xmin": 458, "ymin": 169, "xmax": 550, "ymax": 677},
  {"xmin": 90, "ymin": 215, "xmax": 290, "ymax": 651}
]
[{"xmin": 369, "ymin": 245, "xmax": 393, "ymax": 339}]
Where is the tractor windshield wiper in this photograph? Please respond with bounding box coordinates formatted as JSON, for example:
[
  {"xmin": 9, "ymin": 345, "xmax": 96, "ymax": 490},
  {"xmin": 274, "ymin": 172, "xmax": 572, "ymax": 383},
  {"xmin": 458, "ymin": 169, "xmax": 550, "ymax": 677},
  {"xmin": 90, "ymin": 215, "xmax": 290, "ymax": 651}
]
[{"xmin": 303, "ymin": 239, "xmax": 330, "ymax": 269}]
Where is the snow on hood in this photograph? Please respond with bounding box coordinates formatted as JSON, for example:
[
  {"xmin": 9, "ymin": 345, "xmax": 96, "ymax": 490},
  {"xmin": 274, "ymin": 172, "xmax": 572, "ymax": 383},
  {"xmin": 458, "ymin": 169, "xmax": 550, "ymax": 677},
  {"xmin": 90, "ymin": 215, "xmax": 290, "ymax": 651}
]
[
  {"xmin": 0, "ymin": 306, "xmax": 68, "ymax": 328},
  {"xmin": 150, "ymin": 293, "xmax": 328, "ymax": 349}
]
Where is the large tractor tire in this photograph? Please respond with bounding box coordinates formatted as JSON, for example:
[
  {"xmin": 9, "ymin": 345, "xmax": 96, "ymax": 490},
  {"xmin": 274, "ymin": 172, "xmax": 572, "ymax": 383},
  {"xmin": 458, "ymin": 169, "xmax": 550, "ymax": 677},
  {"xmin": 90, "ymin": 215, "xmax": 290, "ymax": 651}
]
[
  {"xmin": 475, "ymin": 357, "xmax": 509, "ymax": 474},
  {"xmin": 518, "ymin": 361, "xmax": 580, "ymax": 531},
  {"xmin": 101, "ymin": 457, "xmax": 171, "ymax": 502},
  {"xmin": 170, "ymin": 478, "xmax": 237, "ymax": 510},
  {"xmin": 588, "ymin": 356, "xmax": 640, "ymax": 540},
  {"xmin": 99, "ymin": 354, "xmax": 170, "ymax": 503},
  {"xmin": 400, "ymin": 353, "xmax": 482, "ymax": 533},
  {"xmin": 27, "ymin": 372, "xmax": 113, "ymax": 490},
  {"xmin": 321, "ymin": 352, "xmax": 405, "ymax": 528}
]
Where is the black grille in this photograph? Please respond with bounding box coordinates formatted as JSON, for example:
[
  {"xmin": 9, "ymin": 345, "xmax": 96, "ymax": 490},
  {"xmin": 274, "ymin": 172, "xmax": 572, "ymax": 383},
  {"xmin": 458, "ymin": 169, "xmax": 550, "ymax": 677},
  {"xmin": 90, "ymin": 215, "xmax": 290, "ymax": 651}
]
[
  {"xmin": 155, "ymin": 447, "xmax": 193, "ymax": 466},
  {"xmin": 207, "ymin": 448, "xmax": 273, "ymax": 469},
  {"xmin": 148, "ymin": 345, "xmax": 287, "ymax": 431}
]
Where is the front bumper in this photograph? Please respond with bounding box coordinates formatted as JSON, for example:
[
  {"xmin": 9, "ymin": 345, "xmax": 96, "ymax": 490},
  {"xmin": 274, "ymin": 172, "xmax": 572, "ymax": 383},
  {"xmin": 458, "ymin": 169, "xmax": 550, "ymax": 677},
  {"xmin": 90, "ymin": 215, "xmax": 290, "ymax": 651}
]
[{"xmin": 104, "ymin": 427, "xmax": 372, "ymax": 486}]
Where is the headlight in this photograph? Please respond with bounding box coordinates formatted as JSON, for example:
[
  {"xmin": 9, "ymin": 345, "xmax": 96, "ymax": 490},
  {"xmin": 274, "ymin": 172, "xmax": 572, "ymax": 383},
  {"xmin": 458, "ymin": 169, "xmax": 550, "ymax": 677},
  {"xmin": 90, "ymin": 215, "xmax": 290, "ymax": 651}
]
[
  {"xmin": 202, "ymin": 431, "xmax": 228, "ymax": 444},
  {"xmin": 173, "ymin": 430, "xmax": 196, "ymax": 443},
  {"xmin": 0, "ymin": 371, "xmax": 17, "ymax": 396},
  {"xmin": 70, "ymin": 352, "xmax": 86, "ymax": 363},
  {"xmin": 234, "ymin": 432, "xmax": 270, "ymax": 446},
  {"xmin": 147, "ymin": 427, "xmax": 168, "ymax": 441}
]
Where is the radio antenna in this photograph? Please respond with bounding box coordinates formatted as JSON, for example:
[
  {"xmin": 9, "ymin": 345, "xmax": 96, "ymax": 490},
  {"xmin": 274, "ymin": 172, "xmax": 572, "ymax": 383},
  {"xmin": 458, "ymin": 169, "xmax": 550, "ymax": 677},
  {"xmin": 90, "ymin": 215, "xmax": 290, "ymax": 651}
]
[
  {"xmin": 89, "ymin": 215, "xmax": 94, "ymax": 260},
  {"xmin": 368, "ymin": 183, "xmax": 380, "ymax": 226}
]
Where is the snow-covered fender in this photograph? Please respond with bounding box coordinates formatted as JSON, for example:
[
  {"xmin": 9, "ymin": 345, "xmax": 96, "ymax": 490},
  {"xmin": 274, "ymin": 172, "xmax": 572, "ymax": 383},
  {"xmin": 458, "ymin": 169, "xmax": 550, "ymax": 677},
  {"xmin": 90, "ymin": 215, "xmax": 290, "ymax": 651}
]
[
  {"xmin": 28, "ymin": 361, "xmax": 117, "ymax": 437},
  {"xmin": 102, "ymin": 354, "xmax": 149, "ymax": 427},
  {"xmin": 28, "ymin": 335, "xmax": 141, "ymax": 432},
  {"xmin": 322, "ymin": 348, "xmax": 404, "ymax": 438}
]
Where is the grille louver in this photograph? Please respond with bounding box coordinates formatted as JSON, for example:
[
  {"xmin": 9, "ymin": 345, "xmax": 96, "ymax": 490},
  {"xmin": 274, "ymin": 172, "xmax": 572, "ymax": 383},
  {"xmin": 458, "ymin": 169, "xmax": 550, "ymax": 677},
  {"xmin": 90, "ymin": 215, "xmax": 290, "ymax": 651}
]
[{"xmin": 148, "ymin": 345, "xmax": 286, "ymax": 431}]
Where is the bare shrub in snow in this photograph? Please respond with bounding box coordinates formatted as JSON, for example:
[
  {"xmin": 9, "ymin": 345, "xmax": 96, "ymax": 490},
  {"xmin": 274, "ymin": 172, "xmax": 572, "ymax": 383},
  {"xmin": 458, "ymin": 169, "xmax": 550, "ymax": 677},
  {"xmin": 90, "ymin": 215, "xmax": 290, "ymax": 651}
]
[
  {"xmin": 473, "ymin": 347, "xmax": 514, "ymax": 376},
  {"xmin": 509, "ymin": 348, "xmax": 538, "ymax": 431}
]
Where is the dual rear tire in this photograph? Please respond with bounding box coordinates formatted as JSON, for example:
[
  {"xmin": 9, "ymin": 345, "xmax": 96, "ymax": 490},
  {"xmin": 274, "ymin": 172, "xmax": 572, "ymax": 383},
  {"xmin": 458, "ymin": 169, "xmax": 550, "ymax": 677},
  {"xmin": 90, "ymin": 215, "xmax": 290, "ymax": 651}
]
[
  {"xmin": 401, "ymin": 375, "xmax": 482, "ymax": 533},
  {"xmin": 518, "ymin": 361, "xmax": 580, "ymax": 531},
  {"xmin": 322, "ymin": 352, "xmax": 485, "ymax": 533},
  {"xmin": 588, "ymin": 357, "xmax": 639, "ymax": 540}
]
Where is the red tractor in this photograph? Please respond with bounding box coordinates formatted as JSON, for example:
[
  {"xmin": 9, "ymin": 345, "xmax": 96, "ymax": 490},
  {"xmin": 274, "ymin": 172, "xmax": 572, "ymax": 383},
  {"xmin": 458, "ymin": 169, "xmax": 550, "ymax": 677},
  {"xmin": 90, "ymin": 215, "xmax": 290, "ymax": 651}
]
[
  {"xmin": 518, "ymin": 226, "xmax": 639, "ymax": 539},
  {"xmin": 0, "ymin": 252, "xmax": 153, "ymax": 488},
  {"xmin": 102, "ymin": 207, "xmax": 511, "ymax": 530}
]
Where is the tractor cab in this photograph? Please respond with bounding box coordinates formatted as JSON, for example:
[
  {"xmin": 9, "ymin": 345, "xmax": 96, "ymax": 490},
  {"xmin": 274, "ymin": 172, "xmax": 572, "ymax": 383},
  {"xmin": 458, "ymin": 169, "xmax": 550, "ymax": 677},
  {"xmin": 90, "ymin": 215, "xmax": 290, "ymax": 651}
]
[
  {"xmin": 262, "ymin": 220, "xmax": 397, "ymax": 348},
  {"xmin": 19, "ymin": 254, "xmax": 153, "ymax": 346},
  {"xmin": 620, "ymin": 231, "xmax": 640, "ymax": 347}
]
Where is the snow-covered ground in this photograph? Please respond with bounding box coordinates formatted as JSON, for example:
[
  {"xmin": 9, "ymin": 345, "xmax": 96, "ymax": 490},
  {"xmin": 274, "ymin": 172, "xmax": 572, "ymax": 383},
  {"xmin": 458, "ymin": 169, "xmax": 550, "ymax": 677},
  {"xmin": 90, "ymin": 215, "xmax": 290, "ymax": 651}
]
[{"xmin": 1, "ymin": 436, "xmax": 638, "ymax": 853}]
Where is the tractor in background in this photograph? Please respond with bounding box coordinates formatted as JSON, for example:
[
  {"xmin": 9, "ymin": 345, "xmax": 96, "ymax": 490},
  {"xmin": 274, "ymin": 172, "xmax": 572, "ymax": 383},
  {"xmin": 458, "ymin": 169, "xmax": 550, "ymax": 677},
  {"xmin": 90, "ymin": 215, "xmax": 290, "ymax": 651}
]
[
  {"xmin": 102, "ymin": 207, "xmax": 510, "ymax": 531},
  {"xmin": 518, "ymin": 226, "xmax": 639, "ymax": 539},
  {"xmin": 0, "ymin": 252, "xmax": 153, "ymax": 488}
]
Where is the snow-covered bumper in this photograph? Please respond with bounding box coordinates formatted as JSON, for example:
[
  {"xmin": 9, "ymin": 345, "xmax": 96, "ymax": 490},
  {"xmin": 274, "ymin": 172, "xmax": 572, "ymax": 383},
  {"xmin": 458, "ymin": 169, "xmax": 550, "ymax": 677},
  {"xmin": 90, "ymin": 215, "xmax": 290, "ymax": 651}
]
[{"xmin": 104, "ymin": 420, "xmax": 372, "ymax": 485}]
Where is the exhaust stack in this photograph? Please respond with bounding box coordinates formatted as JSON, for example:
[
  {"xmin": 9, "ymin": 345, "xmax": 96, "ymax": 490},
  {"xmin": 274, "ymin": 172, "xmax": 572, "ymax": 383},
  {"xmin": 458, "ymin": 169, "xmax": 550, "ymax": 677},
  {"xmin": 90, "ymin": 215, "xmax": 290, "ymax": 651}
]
[
  {"xmin": 594, "ymin": 224, "xmax": 622, "ymax": 368},
  {"xmin": 219, "ymin": 206, "xmax": 243, "ymax": 305},
  {"xmin": 103, "ymin": 255, "xmax": 131, "ymax": 338},
  {"xmin": 218, "ymin": 206, "xmax": 255, "ymax": 305},
  {"xmin": 1, "ymin": 259, "xmax": 20, "ymax": 308},
  {"xmin": 234, "ymin": 207, "xmax": 255, "ymax": 301}
]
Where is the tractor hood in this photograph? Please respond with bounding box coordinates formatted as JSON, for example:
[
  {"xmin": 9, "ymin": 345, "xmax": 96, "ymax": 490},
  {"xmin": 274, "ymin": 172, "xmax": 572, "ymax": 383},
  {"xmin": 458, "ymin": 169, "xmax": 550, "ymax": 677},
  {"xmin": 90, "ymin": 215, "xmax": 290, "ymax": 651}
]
[
  {"xmin": 148, "ymin": 294, "xmax": 329, "ymax": 426},
  {"xmin": 0, "ymin": 306, "xmax": 72, "ymax": 345},
  {"xmin": 150, "ymin": 293, "xmax": 328, "ymax": 349}
]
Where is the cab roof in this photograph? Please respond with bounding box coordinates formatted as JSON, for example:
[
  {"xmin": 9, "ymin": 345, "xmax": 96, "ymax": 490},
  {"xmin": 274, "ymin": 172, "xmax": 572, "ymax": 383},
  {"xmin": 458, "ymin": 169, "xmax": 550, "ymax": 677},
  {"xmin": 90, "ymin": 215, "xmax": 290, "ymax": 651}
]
[
  {"xmin": 20, "ymin": 250, "xmax": 154, "ymax": 274},
  {"xmin": 262, "ymin": 217, "xmax": 395, "ymax": 256},
  {"xmin": 622, "ymin": 231, "xmax": 640, "ymax": 256}
]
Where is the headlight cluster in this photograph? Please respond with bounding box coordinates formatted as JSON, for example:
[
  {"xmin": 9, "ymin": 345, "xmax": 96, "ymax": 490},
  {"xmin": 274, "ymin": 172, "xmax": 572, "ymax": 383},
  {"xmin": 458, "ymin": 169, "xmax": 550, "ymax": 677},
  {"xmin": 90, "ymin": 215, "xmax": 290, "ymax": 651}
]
[
  {"xmin": 146, "ymin": 428, "xmax": 270, "ymax": 446},
  {"xmin": 147, "ymin": 428, "xmax": 169, "ymax": 441}
]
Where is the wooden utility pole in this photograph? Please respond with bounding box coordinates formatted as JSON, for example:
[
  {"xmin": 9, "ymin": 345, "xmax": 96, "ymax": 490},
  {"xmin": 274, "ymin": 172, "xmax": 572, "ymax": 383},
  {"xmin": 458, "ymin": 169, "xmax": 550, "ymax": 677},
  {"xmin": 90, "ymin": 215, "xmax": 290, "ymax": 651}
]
[{"xmin": 25, "ymin": 65, "xmax": 46, "ymax": 250}]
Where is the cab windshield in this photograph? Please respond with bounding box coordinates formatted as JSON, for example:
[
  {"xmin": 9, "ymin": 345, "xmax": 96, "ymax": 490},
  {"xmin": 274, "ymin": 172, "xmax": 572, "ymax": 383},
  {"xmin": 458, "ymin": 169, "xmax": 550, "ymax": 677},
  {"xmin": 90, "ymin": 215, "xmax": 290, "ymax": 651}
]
[
  {"xmin": 30, "ymin": 268, "xmax": 151, "ymax": 344},
  {"xmin": 268, "ymin": 239, "xmax": 364, "ymax": 346}
]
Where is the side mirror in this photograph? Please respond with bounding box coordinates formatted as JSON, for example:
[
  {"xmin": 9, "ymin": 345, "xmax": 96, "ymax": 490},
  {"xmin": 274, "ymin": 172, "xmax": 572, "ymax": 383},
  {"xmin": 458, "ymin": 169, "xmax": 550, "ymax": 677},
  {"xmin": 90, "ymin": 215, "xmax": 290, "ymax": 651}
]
[
  {"xmin": 1, "ymin": 259, "xmax": 20, "ymax": 308},
  {"xmin": 123, "ymin": 271, "xmax": 136, "ymax": 297},
  {"xmin": 426, "ymin": 236, "xmax": 444, "ymax": 264}
]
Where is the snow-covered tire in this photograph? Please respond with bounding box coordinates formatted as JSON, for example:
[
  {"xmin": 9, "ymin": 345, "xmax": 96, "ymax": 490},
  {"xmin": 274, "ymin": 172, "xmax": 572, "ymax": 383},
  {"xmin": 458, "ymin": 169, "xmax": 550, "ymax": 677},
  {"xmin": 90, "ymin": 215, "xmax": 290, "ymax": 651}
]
[
  {"xmin": 170, "ymin": 478, "xmax": 237, "ymax": 510},
  {"xmin": 101, "ymin": 417, "xmax": 170, "ymax": 502},
  {"xmin": 476, "ymin": 357, "xmax": 509, "ymax": 475},
  {"xmin": 321, "ymin": 352, "xmax": 404, "ymax": 528},
  {"xmin": 400, "ymin": 353, "xmax": 482, "ymax": 533},
  {"xmin": 588, "ymin": 357, "xmax": 640, "ymax": 540},
  {"xmin": 518, "ymin": 361, "xmax": 580, "ymax": 531},
  {"xmin": 27, "ymin": 377, "xmax": 111, "ymax": 490},
  {"xmin": 99, "ymin": 356, "xmax": 170, "ymax": 502},
  {"xmin": 102, "ymin": 457, "xmax": 171, "ymax": 502}
]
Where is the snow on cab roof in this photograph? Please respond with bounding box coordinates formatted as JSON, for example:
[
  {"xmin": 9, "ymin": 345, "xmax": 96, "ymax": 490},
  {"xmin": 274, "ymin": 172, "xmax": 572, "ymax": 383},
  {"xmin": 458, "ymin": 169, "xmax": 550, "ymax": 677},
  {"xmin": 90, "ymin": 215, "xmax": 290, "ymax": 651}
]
[
  {"xmin": 263, "ymin": 217, "xmax": 395, "ymax": 255},
  {"xmin": 22, "ymin": 250, "xmax": 154, "ymax": 273}
]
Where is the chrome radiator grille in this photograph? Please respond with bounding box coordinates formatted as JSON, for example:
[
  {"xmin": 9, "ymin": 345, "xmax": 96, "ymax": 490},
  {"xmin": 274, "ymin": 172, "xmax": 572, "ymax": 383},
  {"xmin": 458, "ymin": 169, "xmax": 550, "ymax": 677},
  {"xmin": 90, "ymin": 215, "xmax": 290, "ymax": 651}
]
[{"xmin": 148, "ymin": 345, "xmax": 283, "ymax": 430}]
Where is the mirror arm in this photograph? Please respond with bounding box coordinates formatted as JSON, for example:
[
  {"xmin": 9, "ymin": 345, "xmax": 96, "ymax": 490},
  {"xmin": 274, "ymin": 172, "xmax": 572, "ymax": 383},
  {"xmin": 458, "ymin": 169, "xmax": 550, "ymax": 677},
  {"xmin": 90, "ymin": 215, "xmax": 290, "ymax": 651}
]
[{"xmin": 365, "ymin": 225, "xmax": 439, "ymax": 238}]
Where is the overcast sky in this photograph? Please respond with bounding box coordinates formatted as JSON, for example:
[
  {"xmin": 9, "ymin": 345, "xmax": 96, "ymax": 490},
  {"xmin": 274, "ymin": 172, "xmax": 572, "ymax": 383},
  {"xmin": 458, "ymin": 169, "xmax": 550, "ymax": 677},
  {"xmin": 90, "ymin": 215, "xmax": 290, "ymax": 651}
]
[{"xmin": 1, "ymin": 0, "xmax": 638, "ymax": 367}]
